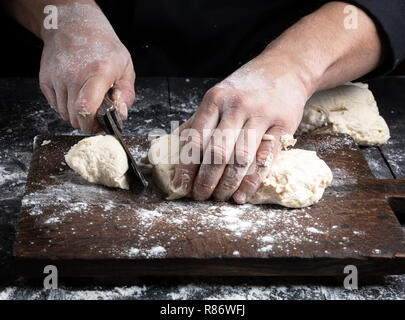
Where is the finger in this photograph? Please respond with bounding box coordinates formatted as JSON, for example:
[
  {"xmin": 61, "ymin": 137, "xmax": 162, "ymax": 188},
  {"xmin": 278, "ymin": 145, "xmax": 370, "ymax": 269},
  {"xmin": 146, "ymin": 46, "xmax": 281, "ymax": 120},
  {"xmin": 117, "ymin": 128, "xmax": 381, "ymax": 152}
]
[
  {"xmin": 172, "ymin": 115, "xmax": 193, "ymax": 136},
  {"xmin": 192, "ymin": 113, "xmax": 246, "ymax": 201},
  {"xmin": 53, "ymin": 82, "xmax": 69, "ymax": 121},
  {"xmin": 111, "ymin": 61, "xmax": 136, "ymax": 121},
  {"xmin": 40, "ymin": 82, "xmax": 57, "ymax": 111},
  {"xmin": 213, "ymin": 119, "xmax": 268, "ymax": 201},
  {"xmin": 233, "ymin": 127, "xmax": 285, "ymax": 204},
  {"xmin": 67, "ymin": 86, "xmax": 81, "ymax": 129},
  {"xmin": 76, "ymin": 75, "xmax": 115, "ymax": 133},
  {"xmin": 172, "ymin": 90, "xmax": 222, "ymax": 195}
]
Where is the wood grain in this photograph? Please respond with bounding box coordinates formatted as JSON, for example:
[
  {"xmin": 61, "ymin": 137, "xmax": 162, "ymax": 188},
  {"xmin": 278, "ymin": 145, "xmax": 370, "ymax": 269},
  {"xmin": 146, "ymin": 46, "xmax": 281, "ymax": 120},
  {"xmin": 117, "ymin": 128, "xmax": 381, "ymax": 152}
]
[{"xmin": 13, "ymin": 133, "xmax": 405, "ymax": 279}]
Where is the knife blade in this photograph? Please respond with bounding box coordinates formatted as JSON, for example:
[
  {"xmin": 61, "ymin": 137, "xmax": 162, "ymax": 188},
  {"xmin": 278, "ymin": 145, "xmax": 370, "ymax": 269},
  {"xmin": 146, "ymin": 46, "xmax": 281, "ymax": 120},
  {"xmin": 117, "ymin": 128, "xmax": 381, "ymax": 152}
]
[{"xmin": 96, "ymin": 93, "xmax": 148, "ymax": 191}]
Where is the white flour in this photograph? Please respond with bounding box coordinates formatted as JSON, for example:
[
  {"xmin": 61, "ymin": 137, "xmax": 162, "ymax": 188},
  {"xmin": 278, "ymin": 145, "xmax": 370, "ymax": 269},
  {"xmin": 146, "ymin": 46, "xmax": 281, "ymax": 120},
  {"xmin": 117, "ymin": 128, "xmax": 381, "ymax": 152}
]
[{"xmin": 2, "ymin": 274, "xmax": 404, "ymax": 300}]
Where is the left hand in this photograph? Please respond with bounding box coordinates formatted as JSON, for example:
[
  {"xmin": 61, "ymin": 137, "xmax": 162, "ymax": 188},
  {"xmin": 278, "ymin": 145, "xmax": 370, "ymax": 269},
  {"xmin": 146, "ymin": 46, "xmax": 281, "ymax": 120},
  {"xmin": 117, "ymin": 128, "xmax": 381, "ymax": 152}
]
[{"xmin": 172, "ymin": 55, "xmax": 312, "ymax": 204}]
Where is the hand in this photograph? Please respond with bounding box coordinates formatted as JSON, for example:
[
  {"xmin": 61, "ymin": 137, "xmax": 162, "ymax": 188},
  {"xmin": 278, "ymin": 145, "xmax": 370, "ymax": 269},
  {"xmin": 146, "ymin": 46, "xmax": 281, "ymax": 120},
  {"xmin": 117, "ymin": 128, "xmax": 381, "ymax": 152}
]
[
  {"xmin": 39, "ymin": 4, "xmax": 135, "ymax": 133},
  {"xmin": 173, "ymin": 55, "xmax": 312, "ymax": 204}
]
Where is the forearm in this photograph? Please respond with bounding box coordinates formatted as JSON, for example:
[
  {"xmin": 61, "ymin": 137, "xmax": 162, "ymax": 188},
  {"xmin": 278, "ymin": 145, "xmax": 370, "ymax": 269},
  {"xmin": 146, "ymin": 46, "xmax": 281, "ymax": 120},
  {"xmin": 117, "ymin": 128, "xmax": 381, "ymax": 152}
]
[
  {"xmin": 1, "ymin": 0, "xmax": 100, "ymax": 40},
  {"xmin": 259, "ymin": 1, "xmax": 383, "ymax": 97}
]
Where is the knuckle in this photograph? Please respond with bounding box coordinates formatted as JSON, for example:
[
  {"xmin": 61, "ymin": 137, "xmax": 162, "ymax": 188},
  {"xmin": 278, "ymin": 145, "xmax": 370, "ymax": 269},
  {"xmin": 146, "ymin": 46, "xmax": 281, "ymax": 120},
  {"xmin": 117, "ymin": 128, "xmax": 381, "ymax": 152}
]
[
  {"xmin": 89, "ymin": 60, "xmax": 111, "ymax": 75},
  {"xmin": 242, "ymin": 173, "xmax": 261, "ymax": 190},
  {"xmin": 193, "ymin": 179, "xmax": 215, "ymax": 195},
  {"xmin": 210, "ymin": 144, "xmax": 227, "ymax": 164},
  {"xmin": 218, "ymin": 178, "xmax": 236, "ymax": 193},
  {"xmin": 184, "ymin": 130, "xmax": 203, "ymax": 150},
  {"xmin": 231, "ymin": 94, "xmax": 249, "ymax": 109},
  {"xmin": 203, "ymin": 102, "xmax": 220, "ymax": 117},
  {"xmin": 206, "ymin": 86, "xmax": 226, "ymax": 105},
  {"xmin": 235, "ymin": 149, "xmax": 252, "ymax": 167},
  {"xmin": 256, "ymin": 148, "xmax": 272, "ymax": 163},
  {"xmin": 271, "ymin": 122, "xmax": 290, "ymax": 135}
]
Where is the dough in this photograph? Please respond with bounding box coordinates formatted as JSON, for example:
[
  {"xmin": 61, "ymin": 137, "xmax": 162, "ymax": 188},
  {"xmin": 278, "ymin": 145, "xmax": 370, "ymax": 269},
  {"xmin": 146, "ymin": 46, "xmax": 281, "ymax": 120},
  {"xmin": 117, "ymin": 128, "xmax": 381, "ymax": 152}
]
[
  {"xmin": 280, "ymin": 134, "xmax": 297, "ymax": 149},
  {"xmin": 148, "ymin": 134, "xmax": 189, "ymax": 200},
  {"xmin": 148, "ymin": 134, "xmax": 333, "ymax": 208},
  {"xmin": 65, "ymin": 135, "xmax": 130, "ymax": 189},
  {"xmin": 249, "ymin": 149, "xmax": 332, "ymax": 207},
  {"xmin": 297, "ymin": 82, "xmax": 390, "ymax": 146}
]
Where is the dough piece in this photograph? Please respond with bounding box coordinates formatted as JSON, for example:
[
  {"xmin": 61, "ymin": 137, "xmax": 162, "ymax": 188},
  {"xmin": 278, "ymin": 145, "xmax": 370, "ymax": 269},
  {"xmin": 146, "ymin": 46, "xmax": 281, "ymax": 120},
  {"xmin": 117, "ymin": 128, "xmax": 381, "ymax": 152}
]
[
  {"xmin": 148, "ymin": 134, "xmax": 188, "ymax": 200},
  {"xmin": 280, "ymin": 134, "xmax": 297, "ymax": 149},
  {"xmin": 249, "ymin": 149, "xmax": 332, "ymax": 208},
  {"xmin": 149, "ymin": 134, "xmax": 333, "ymax": 208},
  {"xmin": 262, "ymin": 134, "xmax": 275, "ymax": 141},
  {"xmin": 297, "ymin": 82, "xmax": 390, "ymax": 146},
  {"xmin": 65, "ymin": 135, "xmax": 130, "ymax": 189}
]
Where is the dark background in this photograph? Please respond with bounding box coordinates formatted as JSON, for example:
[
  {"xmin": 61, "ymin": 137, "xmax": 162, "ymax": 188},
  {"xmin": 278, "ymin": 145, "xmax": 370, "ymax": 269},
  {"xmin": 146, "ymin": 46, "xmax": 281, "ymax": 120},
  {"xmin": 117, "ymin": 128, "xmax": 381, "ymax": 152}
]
[{"xmin": 1, "ymin": 4, "xmax": 404, "ymax": 79}]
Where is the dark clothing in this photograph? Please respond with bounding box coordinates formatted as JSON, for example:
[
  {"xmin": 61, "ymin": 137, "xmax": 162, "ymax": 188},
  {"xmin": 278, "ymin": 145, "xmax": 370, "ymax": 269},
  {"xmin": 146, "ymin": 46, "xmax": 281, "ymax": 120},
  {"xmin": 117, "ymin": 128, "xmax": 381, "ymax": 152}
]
[
  {"xmin": 98, "ymin": 0, "xmax": 324, "ymax": 77},
  {"xmin": 1, "ymin": 0, "xmax": 405, "ymax": 78},
  {"xmin": 97, "ymin": 0, "xmax": 405, "ymax": 78},
  {"xmin": 349, "ymin": 0, "xmax": 405, "ymax": 77}
]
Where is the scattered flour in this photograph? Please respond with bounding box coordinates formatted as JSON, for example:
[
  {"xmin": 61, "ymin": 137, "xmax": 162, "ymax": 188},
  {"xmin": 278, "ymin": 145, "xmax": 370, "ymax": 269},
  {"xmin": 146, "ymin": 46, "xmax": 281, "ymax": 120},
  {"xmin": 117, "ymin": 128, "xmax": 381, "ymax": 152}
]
[
  {"xmin": 0, "ymin": 287, "xmax": 16, "ymax": 300},
  {"xmin": 44, "ymin": 217, "xmax": 61, "ymax": 224},
  {"xmin": 41, "ymin": 140, "xmax": 51, "ymax": 146}
]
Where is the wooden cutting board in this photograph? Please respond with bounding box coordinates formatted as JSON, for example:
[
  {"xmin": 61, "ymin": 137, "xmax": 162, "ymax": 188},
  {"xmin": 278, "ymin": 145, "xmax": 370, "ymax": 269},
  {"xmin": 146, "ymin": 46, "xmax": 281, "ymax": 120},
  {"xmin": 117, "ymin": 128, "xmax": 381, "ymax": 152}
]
[{"xmin": 13, "ymin": 134, "xmax": 405, "ymax": 280}]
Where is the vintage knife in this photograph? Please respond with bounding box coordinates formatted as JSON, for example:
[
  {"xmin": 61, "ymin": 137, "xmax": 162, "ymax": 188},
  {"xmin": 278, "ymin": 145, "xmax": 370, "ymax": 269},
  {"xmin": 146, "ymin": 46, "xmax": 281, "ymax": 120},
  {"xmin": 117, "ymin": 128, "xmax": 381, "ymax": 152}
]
[{"xmin": 96, "ymin": 93, "xmax": 148, "ymax": 191}]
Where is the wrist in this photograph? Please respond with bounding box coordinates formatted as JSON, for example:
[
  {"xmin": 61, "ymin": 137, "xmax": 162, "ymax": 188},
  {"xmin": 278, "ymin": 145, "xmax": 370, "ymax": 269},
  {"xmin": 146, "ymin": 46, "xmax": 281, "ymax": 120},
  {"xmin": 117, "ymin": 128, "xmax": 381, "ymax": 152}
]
[
  {"xmin": 41, "ymin": 2, "xmax": 114, "ymax": 43},
  {"xmin": 261, "ymin": 43, "xmax": 326, "ymax": 100}
]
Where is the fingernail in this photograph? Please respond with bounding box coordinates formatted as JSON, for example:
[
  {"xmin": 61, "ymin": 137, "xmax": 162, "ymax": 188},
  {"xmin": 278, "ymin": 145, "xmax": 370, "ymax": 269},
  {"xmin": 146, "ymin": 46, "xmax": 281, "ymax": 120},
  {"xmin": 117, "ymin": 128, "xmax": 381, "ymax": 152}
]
[
  {"xmin": 233, "ymin": 191, "xmax": 246, "ymax": 204},
  {"xmin": 119, "ymin": 102, "xmax": 127, "ymax": 119},
  {"xmin": 112, "ymin": 89, "xmax": 121, "ymax": 101}
]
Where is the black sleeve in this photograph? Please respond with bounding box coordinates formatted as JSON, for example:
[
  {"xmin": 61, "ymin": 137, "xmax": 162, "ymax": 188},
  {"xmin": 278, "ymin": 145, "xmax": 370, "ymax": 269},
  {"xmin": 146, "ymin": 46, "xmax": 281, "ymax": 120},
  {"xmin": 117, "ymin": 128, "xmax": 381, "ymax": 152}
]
[{"xmin": 347, "ymin": 0, "xmax": 405, "ymax": 78}]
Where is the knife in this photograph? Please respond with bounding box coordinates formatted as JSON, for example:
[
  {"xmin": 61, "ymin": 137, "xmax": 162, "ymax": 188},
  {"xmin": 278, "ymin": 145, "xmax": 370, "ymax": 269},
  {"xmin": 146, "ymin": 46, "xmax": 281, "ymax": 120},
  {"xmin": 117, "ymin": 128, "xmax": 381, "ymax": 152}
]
[{"xmin": 96, "ymin": 92, "xmax": 148, "ymax": 191}]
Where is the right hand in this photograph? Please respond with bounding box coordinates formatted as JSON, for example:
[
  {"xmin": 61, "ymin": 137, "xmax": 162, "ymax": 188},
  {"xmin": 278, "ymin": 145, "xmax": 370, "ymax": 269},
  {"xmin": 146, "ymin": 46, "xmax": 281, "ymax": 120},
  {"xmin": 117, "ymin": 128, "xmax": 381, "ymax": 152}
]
[{"xmin": 39, "ymin": 4, "xmax": 135, "ymax": 133}]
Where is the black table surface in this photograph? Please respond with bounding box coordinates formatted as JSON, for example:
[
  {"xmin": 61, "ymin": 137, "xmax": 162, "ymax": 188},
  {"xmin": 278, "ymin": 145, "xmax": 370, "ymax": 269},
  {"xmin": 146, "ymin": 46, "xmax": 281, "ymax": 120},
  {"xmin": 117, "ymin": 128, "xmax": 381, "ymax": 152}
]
[{"xmin": 0, "ymin": 77, "xmax": 404, "ymax": 300}]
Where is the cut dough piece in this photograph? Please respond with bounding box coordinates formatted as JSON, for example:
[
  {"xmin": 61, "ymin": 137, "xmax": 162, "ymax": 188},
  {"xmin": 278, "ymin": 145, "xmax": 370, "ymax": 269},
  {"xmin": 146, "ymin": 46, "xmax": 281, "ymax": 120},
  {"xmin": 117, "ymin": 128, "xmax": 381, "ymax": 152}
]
[
  {"xmin": 148, "ymin": 134, "xmax": 333, "ymax": 208},
  {"xmin": 297, "ymin": 82, "xmax": 390, "ymax": 146},
  {"xmin": 249, "ymin": 149, "xmax": 332, "ymax": 208},
  {"xmin": 65, "ymin": 135, "xmax": 130, "ymax": 189},
  {"xmin": 148, "ymin": 134, "xmax": 189, "ymax": 200},
  {"xmin": 280, "ymin": 134, "xmax": 297, "ymax": 149},
  {"xmin": 262, "ymin": 134, "xmax": 275, "ymax": 141}
]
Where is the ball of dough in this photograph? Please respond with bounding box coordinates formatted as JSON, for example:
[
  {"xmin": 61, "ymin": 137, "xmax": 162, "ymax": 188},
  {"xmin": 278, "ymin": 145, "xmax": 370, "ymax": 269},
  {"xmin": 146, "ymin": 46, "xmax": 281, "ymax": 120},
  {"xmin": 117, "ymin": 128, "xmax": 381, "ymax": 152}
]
[
  {"xmin": 148, "ymin": 134, "xmax": 333, "ymax": 208},
  {"xmin": 249, "ymin": 149, "xmax": 333, "ymax": 208},
  {"xmin": 65, "ymin": 135, "xmax": 130, "ymax": 190},
  {"xmin": 297, "ymin": 82, "xmax": 390, "ymax": 146}
]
